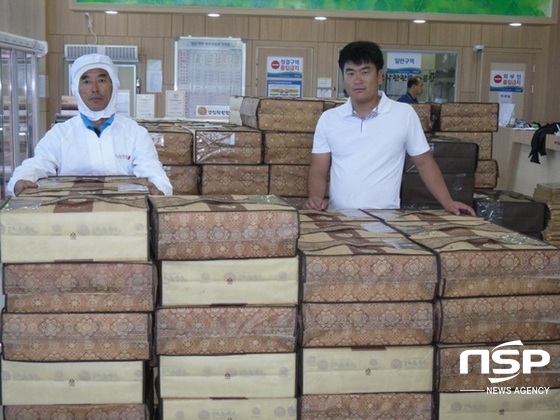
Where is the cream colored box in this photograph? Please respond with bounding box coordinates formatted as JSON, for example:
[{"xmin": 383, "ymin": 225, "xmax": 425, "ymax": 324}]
[
  {"xmin": 159, "ymin": 353, "xmax": 296, "ymax": 398},
  {"xmin": 160, "ymin": 257, "xmax": 299, "ymax": 306},
  {"xmin": 438, "ymin": 389, "xmax": 560, "ymax": 419},
  {"xmin": 161, "ymin": 398, "xmax": 297, "ymax": 420},
  {"xmin": 1, "ymin": 360, "xmax": 146, "ymax": 405},
  {"xmin": 0, "ymin": 196, "xmax": 149, "ymax": 263},
  {"xmin": 302, "ymin": 346, "xmax": 434, "ymax": 395}
]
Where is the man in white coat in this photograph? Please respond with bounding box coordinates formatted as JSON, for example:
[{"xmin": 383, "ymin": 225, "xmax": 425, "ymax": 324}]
[{"xmin": 8, "ymin": 53, "xmax": 172, "ymax": 196}]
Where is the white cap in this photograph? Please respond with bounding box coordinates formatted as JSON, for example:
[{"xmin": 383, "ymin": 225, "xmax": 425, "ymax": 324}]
[{"xmin": 70, "ymin": 53, "xmax": 120, "ymax": 121}]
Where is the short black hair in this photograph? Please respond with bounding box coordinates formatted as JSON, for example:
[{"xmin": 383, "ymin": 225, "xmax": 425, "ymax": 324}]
[
  {"xmin": 407, "ymin": 76, "xmax": 422, "ymax": 88},
  {"xmin": 338, "ymin": 41, "xmax": 384, "ymax": 73}
]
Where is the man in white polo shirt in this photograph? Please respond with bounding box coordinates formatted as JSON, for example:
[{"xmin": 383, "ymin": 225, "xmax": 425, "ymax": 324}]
[{"xmin": 304, "ymin": 40, "xmax": 474, "ymax": 215}]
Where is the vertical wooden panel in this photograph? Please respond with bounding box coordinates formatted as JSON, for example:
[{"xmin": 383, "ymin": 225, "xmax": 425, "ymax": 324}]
[
  {"xmin": 407, "ymin": 22, "xmax": 430, "ymax": 46},
  {"xmin": 503, "ymin": 25, "xmax": 544, "ymax": 49},
  {"xmin": 180, "ymin": 15, "xmax": 206, "ymax": 37},
  {"xmin": 282, "ymin": 18, "xmax": 325, "ymax": 42},
  {"xmin": 355, "ymin": 20, "xmax": 399, "ymax": 45},
  {"xmin": 334, "ymin": 20, "xmax": 356, "ymax": 43},
  {"xmin": 128, "ymin": 14, "xmax": 172, "ymax": 37},
  {"xmin": 480, "ymin": 25, "xmax": 503, "ymax": 47},
  {"xmin": 104, "ymin": 12, "xmax": 129, "ymax": 37},
  {"xmin": 429, "ymin": 23, "xmax": 472, "ymax": 46},
  {"xmin": 259, "ymin": 17, "xmax": 283, "ymax": 40},
  {"xmin": 205, "ymin": 15, "xmax": 250, "ymax": 38}
]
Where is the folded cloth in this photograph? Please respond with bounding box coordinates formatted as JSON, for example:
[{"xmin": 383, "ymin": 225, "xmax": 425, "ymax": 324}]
[{"xmin": 529, "ymin": 123, "xmax": 559, "ymax": 163}]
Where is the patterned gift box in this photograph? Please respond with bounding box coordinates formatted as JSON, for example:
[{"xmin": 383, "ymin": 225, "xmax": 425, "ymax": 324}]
[
  {"xmin": 436, "ymin": 102, "xmax": 499, "ymax": 132},
  {"xmin": 433, "ymin": 131, "xmax": 493, "ymax": 160},
  {"xmin": 159, "ymin": 257, "xmax": 299, "ymax": 306},
  {"xmin": 436, "ymin": 294, "xmax": 560, "ymax": 344},
  {"xmin": 269, "ymin": 164, "xmax": 309, "ymax": 197},
  {"xmin": 301, "ymin": 346, "xmax": 434, "ymax": 394},
  {"xmin": 1, "ymin": 360, "xmax": 147, "ymax": 405},
  {"xmin": 158, "ymin": 353, "xmax": 296, "ymax": 398},
  {"xmin": 298, "ymin": 209, "xmax": 373, "ymax": 223},
  {"xmin": 475, "ymin": 159, "xmax": 499, "ymax": 189},
  {"xmin": 438, "ymin": 389, "xmax": 560, "ymax": 418},
  {"xmin": 0, "ymin": 195, "xmax": 149, "ymax": 263},
  {"xmin": 3, "ymin": 262, "xmax": 155, "ymax": 313},
  {"xmin": 3, "ymin": 404, "xmax": 151, "ymax": 419},
  {"xmin": 301, "ymin": 302, "xmax": 435, "ymax": 347},
  {"xmin": 149, "ymin": 195, "xmax": 299, "ymax": 260},
  {"xmin": 190, "ymin": 124, "xmax": 263, "ymax": 164},
  {"xmin": 2, "ymin": 312, "xmax": 153, "ymax": 361},
  {"xmin": 156, "ymin": 306, "xmax": 297, "ymax": 355},
  {"xmin": 263, "ymin": 131, "xmax": 313, "ymax": 164},
  {"xmin": 163, "ymin": 165, "xmax": 200, "ymax": 195},
  {"xmin": 411, "ymin": 103, "xmax": 436, "ymax": 133},
  {"xmin": 300, "ymin": 393, "xmax": 434, "ymax": 419},
  {"xmin": 146, "ymin": 125, "xmax": 193, "ymax": 165},
  {"xmin": 436, "ymin": 342, "xmax": 560, "ymax": 392},
  {"xmin": 298, "ymin": 221, "xmax": 438, "ymax": 302},
  {"xmin": 240, "ymin": 96, "xmax": 324, "ymax": 133},
  {"xmin": 161, "ymin": 398, "xmax": 297, "ymax": 419},
  {"xmin": 200, "ymin": 164, "xmax": 269, "ymax": 195}
]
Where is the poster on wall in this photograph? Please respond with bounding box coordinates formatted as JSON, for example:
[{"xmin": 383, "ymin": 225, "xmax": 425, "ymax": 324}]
[
  {"xmin": 490, "ymin": 70, "xmax": 525, "ymax": 93},
  {"xmin": 385, "ymin": 52, "xmax": 422, "ymax": 98},
  {"xmin": 266, "ymin": 56, "xmax": 303, "ymax": 98},
  {"xmin": 174, "ymin": 37, "xmax": 245, "ymax": 119}
]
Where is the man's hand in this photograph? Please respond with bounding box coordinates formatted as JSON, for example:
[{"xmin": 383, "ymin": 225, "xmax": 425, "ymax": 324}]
[
  {"xmin": 444, "ymin": 200, "xmax": 476, "ymax": 216},
  {"xmin": 304, "ymin": 196, "xmax": 328, "ymax": 211},
  {"xmin": 14, "ymin": 180, "xmax": 38, "ymax": 196},
  {"xmin": 144, "ymin": 180, "xmax": 164, "ymax": 195}
]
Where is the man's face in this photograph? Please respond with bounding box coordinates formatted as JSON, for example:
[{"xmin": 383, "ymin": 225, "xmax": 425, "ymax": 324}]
[
  {"xmin": 78, "ymin": 68, "xmax": 113, "ymax": 111},
  {"xmin": 413, "ymin": 80, "xmax": 425, "ymax": 97},
  {"xmin": 342, "ymin": 61, "xmax": 383, "ymax": 105}
]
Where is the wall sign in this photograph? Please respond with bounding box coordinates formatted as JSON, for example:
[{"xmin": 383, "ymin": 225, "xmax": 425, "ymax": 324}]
[{"xmin": 490, "ymin": 70, "xmax": 525, "ymax": 93}]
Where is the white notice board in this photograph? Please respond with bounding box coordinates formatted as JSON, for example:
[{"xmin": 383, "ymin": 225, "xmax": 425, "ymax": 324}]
[{"xmin": 174, "ymin": 37, "xmax": 246, "ymax": 120}]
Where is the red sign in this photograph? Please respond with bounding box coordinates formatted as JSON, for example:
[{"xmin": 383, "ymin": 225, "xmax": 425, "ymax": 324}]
[
  {"xmin": 493, "ymin": 74, "xmax": 503, "ymax": 84},
  {"xmin": 271, "ymin": 60, "xmax": 280, "ymax": 70}
]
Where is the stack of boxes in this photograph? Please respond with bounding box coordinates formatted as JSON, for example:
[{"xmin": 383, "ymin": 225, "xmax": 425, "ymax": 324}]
[
  {"xmin": 149, "ymin": 194, "xmax": 300, "ymax": 419},
  {"xmin": 0, "ymin": 192, "xmax": 155, "ymax": 417},
  {"xmin": 534, "ymin": 182, "xmax": 560, "ymax": 246}
]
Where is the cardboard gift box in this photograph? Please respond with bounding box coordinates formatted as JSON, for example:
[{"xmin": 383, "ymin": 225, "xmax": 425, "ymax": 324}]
[
  {"xmin": 263, "ymin": 131, "xmax": 313, "ymax": 164},
  {"xmin": 300, "ymin": 393, "xmax": 434, "ymax": 419},
  {"xmin": 159, "ymin": 257, "xmax": 299, "ymax": 306},
  {"xmin": 438, "ymin": 389, "xmax": 560, "ymax": 419},
  {"xmin": 0, "ymin": 195, "xmax": 149, "ymax": 263},
  {"xmin": 149, "ymin": 195, "xmax": 299, "ymax": 260},
  {"xmin": 3, "ymin": 404, "xmax": 151, "ymax": 419},
  {"xmin": 3, "ymin": 262, "xmax": 155, "ymax": 313},
  {"xmin": 433, "ymin": 131, "xmax": 493, "ymax": 160},
  {"xmin": 147, "ymin": 126, "xmax": 194, "ymax": 165},
  {"xmin": 269, "ymin": 164, "xmax": 309, "ymax": 197},
  {"xmin": 190, "ymin": 124, "xmax": 263, "ymax": 164},
  {"xmin": 200, "ymin": 164, "xmax": 269, "ymax": 195},
  {"xmin": 436, "ymin": 342, "xmax": 560, "ymax": 392},
  {"xmin": 2, "ymin": 312, "xmax": 153, "ymax": 361},
  {"xmin": 301, "ymin": 301, "xmax": 435, "ymax": 347},
  {"xmin": 298, "ymin": 221, "xmax": 438, "ymax": 302},
  {"xmin": 301, "ymin": 346, "xmax": 434, "ymax": 394},
  {"xmin": 158, "ymin": 353, "xmax": 296, "ymax": 398},
  {"xmin": 163, "ymin": 164, "xmax": 200, "ymax": 195},
  {"xmin": 436, "ymin": 294, "xmax": 560, "ymax": 344},
  {"xmin": 1, "ymin": 360, "xmax": 147, "ymax": 405},
  {"xmin": 156, "ymin": 306, "xmax": 297, "ymax": 355},
  {"xmin": 161, "ymin": 398, "xmax": 297, "ymax": 420},
  {"xmin": 240, "ymin": 96, "xmax": 324, "ymax": 133},
  {"xmin": 436, "ymin": 102, "xmax": 499, "ymax": 132}
]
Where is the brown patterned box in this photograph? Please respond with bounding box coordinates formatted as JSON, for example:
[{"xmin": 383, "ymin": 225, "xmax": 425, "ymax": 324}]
[
  {"xmin": 4, "ymin": 404, "xmax": 151, "ymax": 419},
  {"xmin": 436, "ymin": 294, "xmax": 560, "ymax": 344},
  {"xmin": 160, "ymin": 257, "xmax": 299, "ymax": 306},
  {"xmin": 300, "ymin": 393, "xmax": 434, "ymax": 419},
  {"xmin": 436, "ymin": 102, "xmax": 499, "ymax": 132},
  {"xmin": 298, "ymin": 221, "xmax": 438, "ymax": 302},
  {"xmin": 301, "ymin": 346, "xmax": 434, "ymax": 394},
  {"xmin": 475, "ymin": 159, "xmax": 499, "ymax": 189},
  {"xmin": 411, "ymin": 103, "xmax": 436, "ymax": 132},
  {"xmin": 190, "ymin": 124, "xmax": 263, "ymax": 164},
  {"xmin": 269, "ymin": 164, "xmax": 309, "ymax": 197},
  {"xmin": 200, "ymin": 164, "xmax": 269, "ymax": 195},
  {"xmin": 301, "ymin": 302, "xmax": 435, "ymax": 347},
  {"xmin": 3, "ymin": 262, "xmax": 155, "ymax": 313},
  {"xmin": 158, "ymin": 353, "xmax": 296, "ymax": 398},
  {"xmin": 437, "ymin": 342, "xmax": 560, "ymax": 392},
  {"xmin": 263, "ymin": 131, "xmax": 313, "ymax": 164},
  {"xmin": 163, "ymin": 164, "xmax": 200, "ymax": 195},
  {"xmin": 298, "ymin": 209, "xmax": 374, "ymax": 223},
  {"xmin": 438, "ymin": 389, "xmax": 560, "ymax": 418},
  {"xmin": 147, "ymin": 127, "xmax": 193, "ymax": 165},
  {"xmin": 240, "ymin": 96, "xmax": 324, "ymax": 133},
  {"xmin": 149, "ymin": 195, "xmax": 299, "ymax": 260},
  {"xmin": 433, "ymin": 131, "xmax": 493, "ymax": 160},
  {"xmin": 0, "ymin": 195, "xmax": 150, "ymax": 263},
  {"xmin": 2, "ymin": 312, "xmax": 153, "ymax": 361},
  {"xmin": 161, "ymin": 398, "xmax": 297, "ymax": 419},
  {"xmin": 1, "ymin": 360, "xmax": 146, "ymax": 405},
  {"xmin": 156, "ymin": 306, "xmax": 297, "ymax": 355}
]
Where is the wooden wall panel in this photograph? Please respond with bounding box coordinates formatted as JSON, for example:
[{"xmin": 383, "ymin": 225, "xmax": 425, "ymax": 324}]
[
  {"xmin": 281, "ymin": 18, "xmax": 326, "ymax": 42},
  {"xmin": 430, "ymin": 23, "xmax": 472, "ymax": 46},
  {"xmin": 104, "ymin": 12, "xmax": 129, "ymax": 37},
  {"xmin": 128, "ymin": 14, "xmax": 172, "ymax": 37},
  {"xmin": 258, "ymin": 17, "xmax": 283, "ymax": 40},
  {"xmin": 503, "ymin": 25, "xmax": 545, "ymax": 49},
  {"xmin": 205, "ymin": 16, "xmax": 251, "ymax": 38},
  {"xmin": 355, "ymin": 20, "xmax": 399, "ymax": 45},
  {"xmin": 333, "ymin": 20, "xmax": 356, "ymax": 43},
  {"xmin": 480, "ymin": 25, "xmax": 503, "ymax": 47}
]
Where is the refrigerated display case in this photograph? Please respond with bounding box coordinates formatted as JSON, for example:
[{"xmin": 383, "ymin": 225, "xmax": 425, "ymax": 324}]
[{"xmin": 0, "ymin": 31, "xmax": 47, "ymax": 200}]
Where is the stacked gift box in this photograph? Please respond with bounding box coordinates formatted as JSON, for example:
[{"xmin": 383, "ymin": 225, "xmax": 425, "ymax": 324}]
[
  {"xmin": 364, "ymin": 209, "xmax": 560, "ymax": 418},
  {"xmin": 296, "ymin": 209, "xmax": 438, "ymax": 418},
  {"xmin": 533, "ymin": 182, "xmax": 560, "ymax": 246},
  {"xmin": 0, "ymin": 188, "xmax": 155, "ymax": 418},
  {"xmin": 149, "ymin": 194, "xmax": 300, "ymax": 419}
]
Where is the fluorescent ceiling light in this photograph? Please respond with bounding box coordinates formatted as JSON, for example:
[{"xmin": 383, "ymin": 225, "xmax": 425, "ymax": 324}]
[
  {"xmin": 509, "ymin": 22, "xmax": 522, "ymax": 26},
  {"xmin": 208, "ymin": 13, "xmax": 220, "ymax": 17},
  {"xmin": 315, "ymin": 16, "xmax": 327, "ymax": 21},
  {"xmin": 105, "ymin": 10, "xmax": 118, "ymax": 14},
  {"xmin": 413, "ymin": 19, "xmax": 426, "ymax": 24}
]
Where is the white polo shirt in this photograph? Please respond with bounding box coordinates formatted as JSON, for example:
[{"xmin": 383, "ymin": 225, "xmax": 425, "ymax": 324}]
[{"xmin": 312, "ymin": 91, "xmax": 429, "ymax": 210}]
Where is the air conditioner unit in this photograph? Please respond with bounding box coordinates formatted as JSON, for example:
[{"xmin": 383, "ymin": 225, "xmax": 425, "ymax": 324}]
[{"xmin": 64, "ymin": 44, "xmax": 138, "ymax": 62}]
